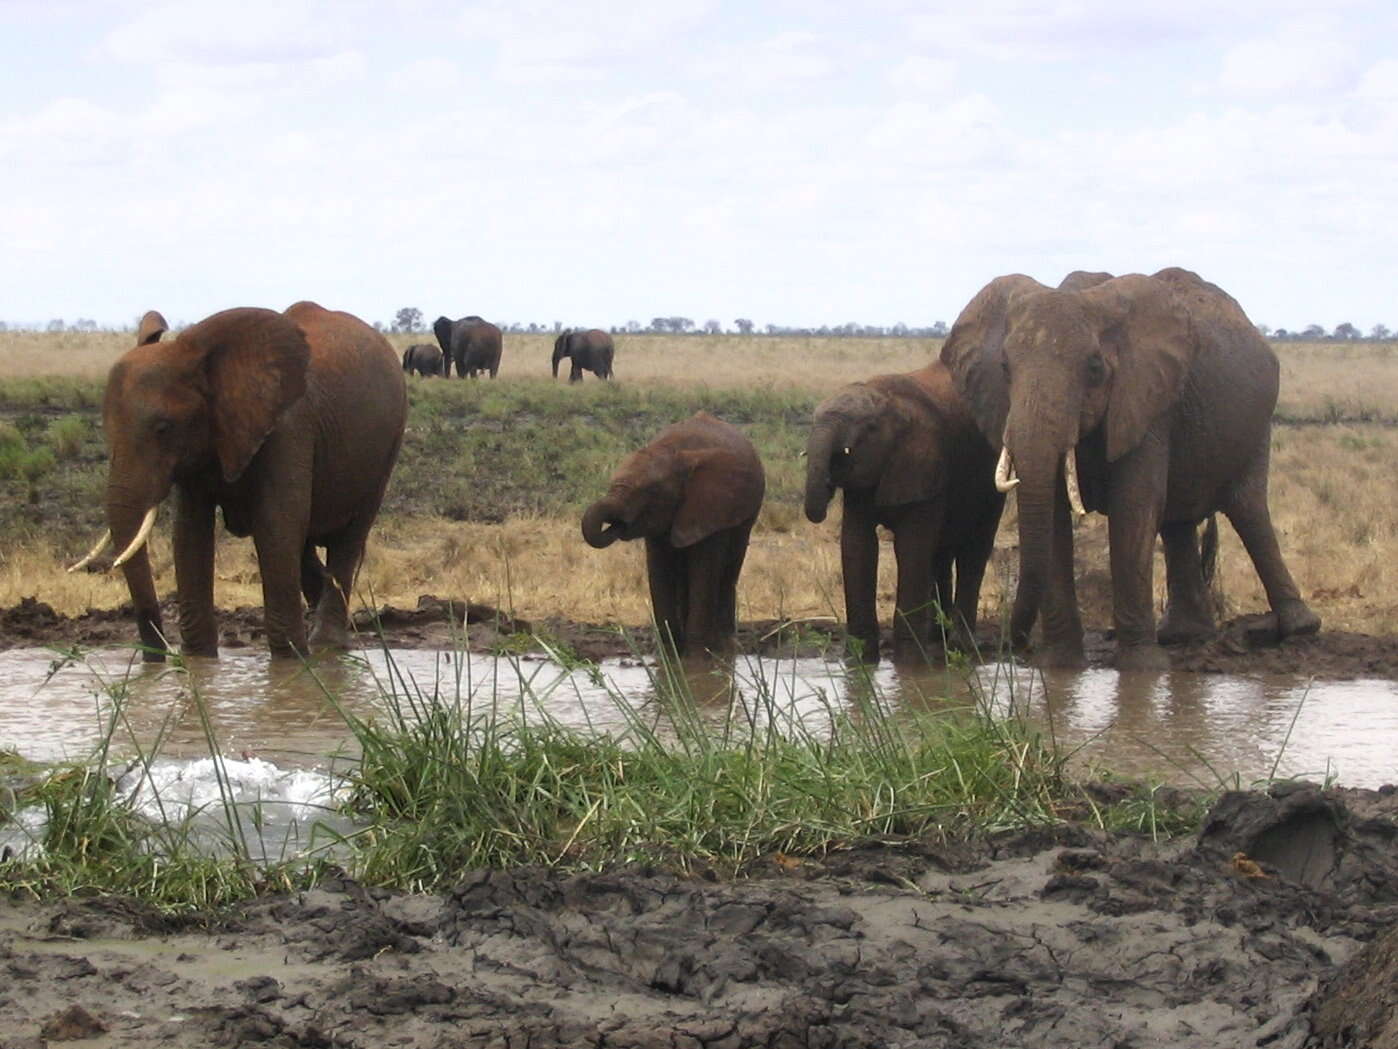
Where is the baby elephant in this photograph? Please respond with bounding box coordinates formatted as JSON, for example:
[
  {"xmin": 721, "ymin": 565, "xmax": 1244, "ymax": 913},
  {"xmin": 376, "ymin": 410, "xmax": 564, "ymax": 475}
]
[
  {"xmin": 805, "ymin": 361, "xmax": 1004, "ymax": 662},
  {"xmin": 402, "ymin": 343, "xmax": 443, "ymax": 376},
  {"xmin": 582, "ymin": 412, "xmax": 765, "ymax": 657}
]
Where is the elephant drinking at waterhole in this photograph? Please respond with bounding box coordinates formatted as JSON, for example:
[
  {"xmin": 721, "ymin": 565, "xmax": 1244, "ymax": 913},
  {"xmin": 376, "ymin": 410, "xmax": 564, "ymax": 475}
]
[
  {"xmin": 941, "ymin": 266, "xmax": 1319, "ymax": 670},
  {"xmin": 581, "ymin": 412, "xmax": 765, "ymax": 657},
  {"xmin": 805, "ymin": 361, "xmax": 1004, "ymax": 663},
  {"xmin": 72, "ymin": 303, "xmax": 408, "ymax": 660}
]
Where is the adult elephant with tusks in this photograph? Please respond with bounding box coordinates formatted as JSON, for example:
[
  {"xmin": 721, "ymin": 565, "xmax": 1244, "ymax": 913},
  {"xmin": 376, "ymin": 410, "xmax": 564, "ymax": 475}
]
[
  {"xmin": 433, "ymin": 314, "xmax": 502, "ymax": 378},
  {"xmin": 804, "ymin": 361, "xmax": 1003, "ymax": 663},
  {"xmin": 581, "ymin": 412, "xmax": 764, "ymax": 658},
  {"xmin": 552, "ymin": 328, "xmax": 614, "ymax": 381},
  {"xmin": 402, "ymin": 342, "xmax": 443, "ymax": 376},
  {"xmin": 72, "ymin": 302, "xmax": 407, "ymax": 661},
  {"xmin": 941, "ymin": 266, "xmax": 1320, "ymax": 670}
]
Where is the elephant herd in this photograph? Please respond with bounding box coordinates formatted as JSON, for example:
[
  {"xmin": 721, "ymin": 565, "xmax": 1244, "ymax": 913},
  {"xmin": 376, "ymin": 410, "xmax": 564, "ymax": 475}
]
[
  {"xmin": 400, "ymin": 316, "xmax": 615, "ymax": 382},
  {"xmin": 80, "ymin": 266, "xmax": 1320, "ymax": 671}
]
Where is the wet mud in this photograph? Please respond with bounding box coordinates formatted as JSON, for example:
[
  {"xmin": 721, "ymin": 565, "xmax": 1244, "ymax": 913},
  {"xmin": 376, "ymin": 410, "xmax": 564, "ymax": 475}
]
[
  {"xmin": 0, "ymin": 785, "xmax": 1396, "ymax": 1047},
  {"xmin": 3, "ymin": 593, "xmax": 1398, "ymax": 680}
]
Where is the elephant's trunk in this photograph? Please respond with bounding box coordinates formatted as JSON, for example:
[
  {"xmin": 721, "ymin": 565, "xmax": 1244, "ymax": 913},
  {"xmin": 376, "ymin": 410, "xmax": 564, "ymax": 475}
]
[
  {"xmin": 803, "ymin": 421, "xmax": 840, "ymax": 524},
  {"xmin": 106, "ymin": 490, "xmax": 167, "ymax": 660},
  {"xmin": 581, "ymin": 497, "xmax": 622, "ymax": 548}
]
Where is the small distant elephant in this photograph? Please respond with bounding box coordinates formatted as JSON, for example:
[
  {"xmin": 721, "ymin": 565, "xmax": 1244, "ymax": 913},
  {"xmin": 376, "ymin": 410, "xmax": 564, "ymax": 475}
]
[
  {"xmin": 942, "ymin": 266, "xmax": 1320, "ymax": 670},
  {"xmin": 581, "ymin": 412, "xmax": 765, "ymax": 657},
  {"xmin": 552, "ymin": 328, "xmax": 615, "ymax": 381},
  {"xmin": 402, "ymin": 342, "xmax": 443, "ymax": 377},
  {"xmin": 433, "ymin": 315, "xmax": 502, "ymax": 378},
  {"xmin": 805, "ymin": 362, "xmax": 1004, "ymax": 662},
  {"xmin": 75, "ymin": 302, "xmax": 408, "ymax": 660}
]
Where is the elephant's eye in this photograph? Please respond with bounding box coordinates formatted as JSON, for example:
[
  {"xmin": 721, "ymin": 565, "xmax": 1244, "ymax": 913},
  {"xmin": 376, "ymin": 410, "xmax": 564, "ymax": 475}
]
[
  {"xmin": 1085, "ymin": 353, "xmax": 1106, "ymax": 387},
  {"xmin": 151, "ymin": 418, "xmax": 173, "ymax": 438}
]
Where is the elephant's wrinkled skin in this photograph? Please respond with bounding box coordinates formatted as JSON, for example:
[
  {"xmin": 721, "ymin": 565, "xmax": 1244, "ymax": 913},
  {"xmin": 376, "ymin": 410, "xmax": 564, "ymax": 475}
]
[
  {"xmin": 552, "ymin": 328, "xmax": 614, "ymax": 381},
  {"xmin": 942, "ymin": 266, "xmax": 1320, "ymax": 670},
  {"xmin": 582, "ymin": 412, "xmax": 765, "ymax": 657},
  {"xmin": 805, "ymin": 362, "xmax": 1003, "ymax": 662},
  {"xmin": 402, "ymin": 342, "xmax": 443, "ymax": 377},
  {"xmin": 433, "ymin": 315, "xmax": 502, "ymax": 378},
  {"xmin": 91, "ymin": 302, "xmax": 407, "ymax": 660}
]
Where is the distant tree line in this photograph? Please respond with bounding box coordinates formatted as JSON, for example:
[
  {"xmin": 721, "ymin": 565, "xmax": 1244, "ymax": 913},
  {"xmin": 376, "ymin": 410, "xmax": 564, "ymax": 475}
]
[{"xmin": 1259, "ymin": 322, "xmax": 1393, "ymax": 341}]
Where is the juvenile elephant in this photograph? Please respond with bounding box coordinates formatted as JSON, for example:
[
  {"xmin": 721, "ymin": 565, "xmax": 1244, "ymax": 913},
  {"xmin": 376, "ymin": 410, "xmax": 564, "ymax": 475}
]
[
  {"xmin": 433, "ymin": 315, "xmax": 502, "ymax": 378},
  {"xmin": 73, "ymin": 302, "xmax": 408, "ymax": 660},
  {"xmin": 581, "ymin": 412, "xmax": 765, "ymax": 657},
  {"xmin": 941, "ymin": 266, "xmax": 1319, "ymax": 670},
  {"xmin": 804, "ymin": 361, "xmax": 1004, "ymax": 662},
  {"xmin": 552, "ymin": 328, "xmax": 615, "ymax": 381},
  {"xmin": 402, "ymin": 342, "xmax": 443, "ymax": 377}
]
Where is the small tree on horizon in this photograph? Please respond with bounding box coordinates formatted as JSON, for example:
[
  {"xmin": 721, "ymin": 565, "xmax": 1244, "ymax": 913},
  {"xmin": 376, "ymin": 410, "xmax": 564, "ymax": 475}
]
[{"xmin": 392, "ymin": 307, "xmax": 423, "ymax": 334}]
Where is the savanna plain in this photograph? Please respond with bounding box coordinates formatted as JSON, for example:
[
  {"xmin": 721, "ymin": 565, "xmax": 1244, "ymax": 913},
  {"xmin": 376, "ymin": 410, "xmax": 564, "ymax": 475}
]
[{"xmin": 1, "ymin": 328, "xmax": 1398, "ymax": 1047}]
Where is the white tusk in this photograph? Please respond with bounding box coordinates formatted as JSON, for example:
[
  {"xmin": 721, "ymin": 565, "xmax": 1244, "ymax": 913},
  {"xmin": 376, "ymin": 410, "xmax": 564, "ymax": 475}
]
[
  {"xmin": 1064, "ymin": 448, "xmax": 1087, "ymax": 517},
  {"xmin": 994, "ymin": 444, "xmax": 1019, "ymax": 492},
  {"xmin": 67, "ymin": 530, "xmax": 113, "ymax": 573},
  {"xmin": 112, "ymin": 506, "xmax": 158, "ymax": 569}
]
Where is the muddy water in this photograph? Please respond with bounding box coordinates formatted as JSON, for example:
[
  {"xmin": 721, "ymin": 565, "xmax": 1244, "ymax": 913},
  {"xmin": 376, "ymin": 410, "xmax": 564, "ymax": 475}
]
[{"xmin": 1, "ymin": 647, "xmax": 1395, "ymax": 790}]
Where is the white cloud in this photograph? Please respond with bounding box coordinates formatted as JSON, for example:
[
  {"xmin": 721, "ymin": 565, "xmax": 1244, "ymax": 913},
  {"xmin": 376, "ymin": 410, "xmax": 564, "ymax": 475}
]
[{"xmin": 1218, "ymin": 17, "xmax": 1353, "ymax": 98}]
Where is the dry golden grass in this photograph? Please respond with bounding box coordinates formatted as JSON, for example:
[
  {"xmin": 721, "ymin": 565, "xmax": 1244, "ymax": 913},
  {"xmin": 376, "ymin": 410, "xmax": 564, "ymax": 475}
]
[{"xmin": 2, "ymin": 331, "xmax": 1395, "ymax": 638}]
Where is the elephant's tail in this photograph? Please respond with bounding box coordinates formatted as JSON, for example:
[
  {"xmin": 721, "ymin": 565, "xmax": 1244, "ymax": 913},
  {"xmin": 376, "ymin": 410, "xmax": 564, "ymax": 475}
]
[{"xmin": 1200, "ymin": 515, "xmax": 1218, "ymax": 586}]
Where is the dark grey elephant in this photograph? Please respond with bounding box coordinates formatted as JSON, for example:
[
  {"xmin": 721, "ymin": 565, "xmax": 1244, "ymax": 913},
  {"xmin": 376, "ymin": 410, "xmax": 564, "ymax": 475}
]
[
  {"xmin": 804, "ymin": 362, "xmax": 1003, "ymax": 662},
  {"xmin": 552, "ymin": 328, "xmax": 615, "ymax": 381},
  {"xmin": 433, "ymin": 315, "xmax": 502, "ymax": 378},
  {"xmin": 941, "ymin": 266, "xmax": 1320, "ymax": 670},
  {"xmin": 401, "ymin": 343, "xmax": 443, "ymax": 377}
]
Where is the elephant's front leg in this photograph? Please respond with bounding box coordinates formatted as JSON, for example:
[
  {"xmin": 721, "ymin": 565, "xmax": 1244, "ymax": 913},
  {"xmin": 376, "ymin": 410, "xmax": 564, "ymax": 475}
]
[
  {"xmin": 645, "ymin": 537, "xmax": 685, "ymax": 655},
  {"xmin": 1107, "ymin": 445, "xmax": 1170, "ymax": 671},
  {"xmin": 251, "ymin": 492, "xmax": 312, "ymax": 658},
  {"xmin": 173, "ymin": 486, "xmax": 220, "ymax": 657},
  {"xmin": 682, "ymin": 530, "xmax": 740, "ymax": 657},
  {"xmin": 840, "ymin": 496, "xmax": 881, "ymax": 662},
  {"xmin": 890, "ymin": 504, "xmax": 939, "ymax": 662}
]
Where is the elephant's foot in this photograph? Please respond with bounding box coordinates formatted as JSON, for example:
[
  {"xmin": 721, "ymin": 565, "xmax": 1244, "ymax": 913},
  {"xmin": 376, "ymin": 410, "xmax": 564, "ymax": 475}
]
[
  {"xmin": 845, "ymin": 633, "xmax": 882, "ymax": 665},
  {"xmin": 1156, "ymin": 609, "xmax": 1216, "ymax": 646},
  {"xmin": 308, "ymin": 619, "xmax": 351, "ymax": 651},
  {"xmin": 1114, "ymin": 642, "xmax": 1171, "ymax": 672},
  {"xmin": 1276, "ymin": 599, "xmax": 1321, "ymax": 640},
  {"xmin": 1033, "ymin": 640, "xmax": 1087, "ymax": 669}
]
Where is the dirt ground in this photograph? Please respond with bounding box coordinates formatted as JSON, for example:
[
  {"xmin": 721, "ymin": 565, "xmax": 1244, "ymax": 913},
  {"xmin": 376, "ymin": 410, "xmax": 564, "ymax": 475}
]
[
  {"xmin": 0, "ymin": 785, "xmax": 1395, "ymax": 1047},
  {"xmin": 4, "ymin": 593, "xmax": 1398, "ymax": 680}
]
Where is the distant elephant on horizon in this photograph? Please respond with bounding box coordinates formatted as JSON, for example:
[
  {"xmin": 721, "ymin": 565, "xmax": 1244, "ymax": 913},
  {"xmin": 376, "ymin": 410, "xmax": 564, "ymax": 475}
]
[
  {"xmin": 805, "ymin": 361, "xmax": 1004, "ymax": 662},
  {"xmin": 582, "ymin": 412, "xmax": 765, "ymax": 657},
  {"xmin": 402, "ymin": 342, "xmax": 443, "ymax": 377},
  {"xmin": 75, "ymin": 302, "xmax": 407, "ymax": 660},
  {"xmin": 433, "ymin": 315, "xmax": 502, "ymax": 378},
  {"xmin": 553, "ymin": 328, "xmax": 615, "ymax": 381}
]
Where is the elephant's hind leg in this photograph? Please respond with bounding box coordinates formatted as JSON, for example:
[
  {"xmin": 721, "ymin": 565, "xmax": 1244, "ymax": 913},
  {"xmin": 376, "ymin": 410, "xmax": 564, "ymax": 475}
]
[
  {"xmin": 309, "ymin": 531, "xmax": 366, "ymax": 650},
  {"xmin": 1157, "ymin": 520, "xmax": 1216, "ymax": 644}
]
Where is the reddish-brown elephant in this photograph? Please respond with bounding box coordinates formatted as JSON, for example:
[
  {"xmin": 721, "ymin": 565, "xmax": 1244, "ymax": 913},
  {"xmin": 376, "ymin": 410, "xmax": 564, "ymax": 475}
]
[
  {"xmin": 804, "ymin": 361, "xmax": 1003, "ymax": 662},
  {"xmin": 941, "ymin": 267, "xmax": 1319, "ymax": 670},
  {"xmin": 74, "ymin": 302, "xmax": 408, "ymax": 660},
  {"xmin": 581, "ymin": 412, "xmax": 765, "ymax": 657}
]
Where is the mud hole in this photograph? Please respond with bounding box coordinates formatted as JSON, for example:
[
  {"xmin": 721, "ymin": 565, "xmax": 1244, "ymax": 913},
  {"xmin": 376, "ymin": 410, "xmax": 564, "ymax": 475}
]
[
  {"xmin": 0, "ymin": 786, "xmax": 1395, "ymax": 1047},
  {"xmin": 4, "ymin": 594, "xmax": 1398, "ymax": 679}
]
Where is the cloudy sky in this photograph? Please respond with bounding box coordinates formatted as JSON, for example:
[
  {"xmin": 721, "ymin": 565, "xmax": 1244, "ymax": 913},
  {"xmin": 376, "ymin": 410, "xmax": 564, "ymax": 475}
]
[{"xmin": 2, "ymin": 0, "xmax": 1395, "ymax": 332}]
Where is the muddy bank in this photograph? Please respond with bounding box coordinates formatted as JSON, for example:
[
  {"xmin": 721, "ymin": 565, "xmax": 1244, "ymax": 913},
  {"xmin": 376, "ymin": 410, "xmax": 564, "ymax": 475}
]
[
  {"xmin": 3, "ymin": 594, "xmax": 1398, "ymax": 680},
  {"xmin": 0, "ymin": 785, "xmax": 1395, "ymax": 1047}
]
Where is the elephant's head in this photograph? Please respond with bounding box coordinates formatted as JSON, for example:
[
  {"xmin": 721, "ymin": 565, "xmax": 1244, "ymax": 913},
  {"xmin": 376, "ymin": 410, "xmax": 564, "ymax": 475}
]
[
  {"xmin": 941, "ymin": 273, "xmax": 1196, "ymax": 641},
  {"xmin": 432, "ymin": 315, "xmax": 454, "ymax": 354},
  {"xmin": 77, "ymin": 308, "xmax": 311, "ymax": 656},
  {"xmin": 804, "ymin": 381, "xmax": 936, "ymax": 523},
  {"xmin": 552, "ymin": 329, "xmax": 572, "ymax": 378},
  {"xmin": 582, "ymin": 436, "xmax": 758, "ymax": 550}
]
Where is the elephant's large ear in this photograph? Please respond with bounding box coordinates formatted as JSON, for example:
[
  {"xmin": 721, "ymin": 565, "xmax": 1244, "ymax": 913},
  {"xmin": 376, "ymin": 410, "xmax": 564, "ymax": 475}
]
[
  {"xmin": 188, "ymin": 308, "xmax": 310, "ymax": 483},
  {"xmin": 1085, "ymin": 275, "xmax": 1198, "ymax": 462},
  {"xmin": 136, "ymin": 310, "xmax": 168, "ymax": 346},
  {"xmin": 873, "ymin": 378, "xmax": 940, "ymax": 508},
  {"xmin": 432, "ymin": 316, "xmax": 453, "ymax": 353},
  {"xmin": 940, "ymin": 275, "xmax": 1044, "ymax": 444},
  {"xmin": 671, "ymin": 447, "xmax": 765, "ymax": 549}
]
